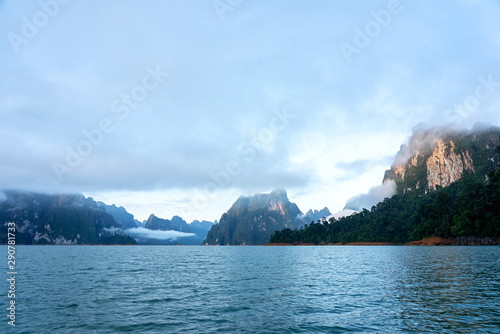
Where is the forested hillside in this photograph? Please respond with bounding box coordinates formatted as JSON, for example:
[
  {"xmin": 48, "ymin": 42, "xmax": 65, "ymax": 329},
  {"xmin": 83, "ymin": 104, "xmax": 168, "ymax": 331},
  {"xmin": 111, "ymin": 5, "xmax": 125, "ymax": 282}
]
[{"xmin": 270, "ymin": 136, "xmax": 500, "ymax": 245}]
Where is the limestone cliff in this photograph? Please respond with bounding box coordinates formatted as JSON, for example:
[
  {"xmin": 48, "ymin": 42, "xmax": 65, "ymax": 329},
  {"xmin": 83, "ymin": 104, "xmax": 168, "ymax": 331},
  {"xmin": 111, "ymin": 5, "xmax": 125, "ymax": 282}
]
[
  {"xmin": 203, "ymin": 189, "xmax": 305, "ymax": 245},
  {"xmin": 425, "ymin": 139, "xmax": 474, "ymax": 190},
  {"xmin": 384, "ymin": 124, "xmax": 500, "ymax": 194}
]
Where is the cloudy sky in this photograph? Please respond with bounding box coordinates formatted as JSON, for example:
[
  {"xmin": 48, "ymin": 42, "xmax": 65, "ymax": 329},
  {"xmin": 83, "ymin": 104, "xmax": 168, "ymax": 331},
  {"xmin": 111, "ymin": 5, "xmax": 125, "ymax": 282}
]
[{"xmin": 1, "ymin": 0, "xmax": 500, "ymax": 222}]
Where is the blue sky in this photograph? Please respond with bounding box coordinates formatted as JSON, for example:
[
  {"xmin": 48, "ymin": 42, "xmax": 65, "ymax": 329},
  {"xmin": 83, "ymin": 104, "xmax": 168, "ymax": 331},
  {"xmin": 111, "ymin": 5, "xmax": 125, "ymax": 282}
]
[{"xmin": 1, "ymin": 0, "xmax": 500, "ymax": 222}]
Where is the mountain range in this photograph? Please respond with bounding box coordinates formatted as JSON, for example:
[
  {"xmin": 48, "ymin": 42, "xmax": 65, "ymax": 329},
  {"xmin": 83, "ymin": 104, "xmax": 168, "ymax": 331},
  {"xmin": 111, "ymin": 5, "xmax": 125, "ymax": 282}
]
[
  {"xmin": 0, "ymin": 191, "xmax": 215, "ymax": 245},
  {"xmin": 0, "ymin": 191, "xmax": 136, "ymax": 245},
  {"xmin": 203, "ymin": 189, "xmax": 333, "ymax": 245},
  {"xmin": 140, "ymin": 214, "xmax": 215, "ymax": 245},
  {"xmin": 2, "ymin": 123, "xmax": 499, "ymax": 246}
]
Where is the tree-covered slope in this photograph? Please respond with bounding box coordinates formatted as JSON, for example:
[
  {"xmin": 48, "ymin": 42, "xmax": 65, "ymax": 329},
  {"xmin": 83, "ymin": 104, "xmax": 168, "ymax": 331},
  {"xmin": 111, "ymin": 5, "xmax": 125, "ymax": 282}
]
[
  {"xmin": 0, "ymin": 191, "xmax": 136, "ymax": 245},
  {"xmin": 97, "ymin": 202, "xmax": 138, "ymax": 229},
  {"xmin": 270, "ymin": 134, "xmax": 500, "ymax": 245}
]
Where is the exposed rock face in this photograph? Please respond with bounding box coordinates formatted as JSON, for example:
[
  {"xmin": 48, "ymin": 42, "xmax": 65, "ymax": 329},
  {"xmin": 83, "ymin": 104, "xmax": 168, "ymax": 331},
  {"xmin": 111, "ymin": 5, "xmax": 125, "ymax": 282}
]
[
  {"xmin": 384, "ymin": 124, "xmax": 500, "ymax": 194},
  {"xmin": 426, "ymin": 139, "xmax": 474, "ymax": 190},
  {"xmin": 203, "ymin": 189, "xmax": 304, "ymax": 245},
  {"xmin": 392, "ymin": 151, "xmax": 420, "ymax": 182},
  {"xmin": 454, "ymin": 236, "xmax": 500, "ymax": 245},
  {"xmin": 268, "ymin": 199, "xmax": 286, "ymax": 215},
  {"xmin": 407, "ymin": 236, "xmax": 500, "ymax": 245}
]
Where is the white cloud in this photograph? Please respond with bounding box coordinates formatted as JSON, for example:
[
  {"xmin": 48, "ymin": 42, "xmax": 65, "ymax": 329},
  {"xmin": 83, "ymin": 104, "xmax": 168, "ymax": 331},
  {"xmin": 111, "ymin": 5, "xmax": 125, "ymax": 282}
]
[
  {"xmin": 125, "ymin": 227, "xmax": 195, "ymax": 241},
  {"xmin": 344, "ymin": 180, "xmax": 397, "ymax": 211},
  {"xmin": 1, "ymin": 0, "xmax": 499, "ymax": 220}
]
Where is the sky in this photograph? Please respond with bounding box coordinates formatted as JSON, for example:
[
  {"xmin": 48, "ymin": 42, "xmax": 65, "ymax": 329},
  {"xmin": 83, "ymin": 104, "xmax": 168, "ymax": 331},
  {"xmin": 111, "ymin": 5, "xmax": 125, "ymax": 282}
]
[{"xmin": 1, "ymin": 0, "xmax": 500, "ymax": 223}]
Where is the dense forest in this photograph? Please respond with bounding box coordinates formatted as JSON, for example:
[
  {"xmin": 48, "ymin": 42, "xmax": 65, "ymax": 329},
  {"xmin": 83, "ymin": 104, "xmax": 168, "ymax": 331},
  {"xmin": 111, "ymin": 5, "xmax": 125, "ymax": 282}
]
[
  {"xmin": 270, "ymin": 140, "xmax": 500, "ymax": 245},
  {"xmin": 0, "ymin": 192, "xmax": 138, "ymax": 245}
]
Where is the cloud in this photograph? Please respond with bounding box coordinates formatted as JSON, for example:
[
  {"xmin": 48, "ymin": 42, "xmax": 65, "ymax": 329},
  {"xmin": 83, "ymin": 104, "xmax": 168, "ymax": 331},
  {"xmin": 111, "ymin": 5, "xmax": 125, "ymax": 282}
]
[
  {"xmin": 344, "ymin": 180, "xmax": 396, "ymax": 211},
  {"xmin": 103, "ymin": 227, "xmax": 122, "ymax": 233},
  {"xmin": 1, "ymin": 1, "xmax": 500, "ymax": 221},
  {"xmin": 335, "ymin": 157, "xmax": 394, "ymax": 181},
  {"xmin": 391, "ymin": 122, "xmax": 500, "ymax": 167},
  {"xmin": 125, "ymin": 227, "xmax": 195, "ymax": 241}
]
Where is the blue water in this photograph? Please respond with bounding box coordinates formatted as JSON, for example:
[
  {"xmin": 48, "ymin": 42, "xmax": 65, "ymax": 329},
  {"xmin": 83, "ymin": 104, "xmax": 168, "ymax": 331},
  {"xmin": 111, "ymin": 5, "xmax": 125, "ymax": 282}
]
[{"xmin": 2, "ymin": 246, "xmax": 500, "ymax": 333}]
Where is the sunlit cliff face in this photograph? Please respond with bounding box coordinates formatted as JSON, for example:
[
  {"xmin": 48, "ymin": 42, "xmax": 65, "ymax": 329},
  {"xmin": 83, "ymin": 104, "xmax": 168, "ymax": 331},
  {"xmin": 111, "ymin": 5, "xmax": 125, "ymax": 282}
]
[
  {"xmin": 392, "ymin": 150, "xmax": 421, "ymax": 181},
  {"xmin": 384, "ymin": 124, "xmax": 499, "ymax": 193},
  {"xmin": 268, "ymin": 200, "xmax": 286, "ymax": 216},
  {"xmin": 387, "ymin": 136, "xmax": 475, "ymax": 191},
  {"xmin": 426, "ymin": 139, "xmax": 474, "ymax": 190}
]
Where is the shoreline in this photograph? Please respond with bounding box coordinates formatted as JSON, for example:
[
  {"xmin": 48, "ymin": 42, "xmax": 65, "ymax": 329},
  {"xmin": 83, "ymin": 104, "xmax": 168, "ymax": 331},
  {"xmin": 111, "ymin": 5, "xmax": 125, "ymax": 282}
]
[
  {"xmin": 265, "ymin": 237, "xmax": 500, "ymax": 246},
  {"xmin": 265, "ymin": 242, "xmax": 402, "ymax": 246},
  {"xmin": 3, "ymin": 237, "xmax": 499, "ymax": 246}
]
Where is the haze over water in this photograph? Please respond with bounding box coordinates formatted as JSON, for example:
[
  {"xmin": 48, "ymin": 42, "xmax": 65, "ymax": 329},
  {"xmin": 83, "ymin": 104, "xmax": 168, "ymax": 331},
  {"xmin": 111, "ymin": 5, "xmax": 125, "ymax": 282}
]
[{"xmin": 5, "ymin": 245, "xmax": 500, "ymax": 333}]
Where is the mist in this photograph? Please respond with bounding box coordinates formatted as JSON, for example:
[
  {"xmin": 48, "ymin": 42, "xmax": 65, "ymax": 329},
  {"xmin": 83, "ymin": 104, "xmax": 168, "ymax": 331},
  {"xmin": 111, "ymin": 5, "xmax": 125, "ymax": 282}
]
[
  {"xmin": 2, "ymin": 0, "xmax": 499, "ymax": 225},
  {"xmin": 344, "ymin": 180, "xmax": 396, "ymax": 211},
  {"xmin": 125, "ymin": 227, "xmax": 196, "ymax": 241},
  {"xmin": 393, "ymin": 123, "xmax": 499, "ymax": 167}
]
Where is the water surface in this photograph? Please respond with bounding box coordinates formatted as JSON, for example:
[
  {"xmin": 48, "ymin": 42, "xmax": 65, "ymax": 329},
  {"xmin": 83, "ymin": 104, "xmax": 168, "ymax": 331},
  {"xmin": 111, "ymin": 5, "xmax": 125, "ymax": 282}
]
[{"xmin": 3, "ymin": 246, "xmax": 500, "ymax": 333}]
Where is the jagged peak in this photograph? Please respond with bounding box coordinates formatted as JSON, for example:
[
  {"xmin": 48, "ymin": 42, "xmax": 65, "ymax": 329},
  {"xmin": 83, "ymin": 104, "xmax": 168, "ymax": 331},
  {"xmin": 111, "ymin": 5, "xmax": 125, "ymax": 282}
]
[
  {"xmin": 205, "ymin": 188, "xmax": 303, "ymax": 245},
  {"xmin": 271, "ymin": 188, "xmax": 287, "ymax": 196},
  {"xmin": 235, "ymin": 189, "xmax": 290, "ymax": 204},
  {"xmin": 146, "ymin": 214, "xmax": 157, "ymax": 221}
]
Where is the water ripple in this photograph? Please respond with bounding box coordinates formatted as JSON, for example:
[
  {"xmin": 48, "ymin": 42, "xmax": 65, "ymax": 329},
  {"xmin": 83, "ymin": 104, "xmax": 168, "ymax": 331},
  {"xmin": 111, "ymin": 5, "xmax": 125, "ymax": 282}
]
[{"xmin": 3, "ymin": 245, "xmax": 500, "ymax": 333}]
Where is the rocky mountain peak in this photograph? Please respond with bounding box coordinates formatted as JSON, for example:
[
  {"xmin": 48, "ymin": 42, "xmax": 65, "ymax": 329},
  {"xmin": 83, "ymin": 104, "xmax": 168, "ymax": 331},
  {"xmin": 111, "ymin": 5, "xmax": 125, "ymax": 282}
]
[
  {"xmin": 203, "ymin": 189, "xmax": 304, "ymax": 245},
  {"xmin": 384, "ymin": 124, "xmax": 500, "ymax": 194}
]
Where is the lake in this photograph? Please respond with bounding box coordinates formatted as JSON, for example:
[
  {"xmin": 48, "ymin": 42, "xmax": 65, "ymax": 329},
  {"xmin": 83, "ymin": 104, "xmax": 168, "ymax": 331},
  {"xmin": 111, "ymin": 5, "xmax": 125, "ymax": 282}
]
[{"xmin": 2, "ymin": 246, "xmax": 500, "ymax": 333}]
